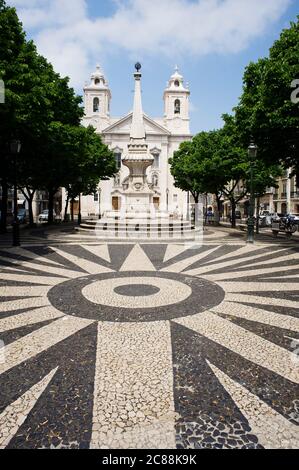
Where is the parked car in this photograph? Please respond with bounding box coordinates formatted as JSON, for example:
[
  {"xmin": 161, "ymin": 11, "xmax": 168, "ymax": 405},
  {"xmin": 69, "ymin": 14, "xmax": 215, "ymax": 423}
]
[
  {"xmin": 272, "ymin": 215, "xmax": 298, "ymax": 237},
  {"xmin": 1, "ymin": 210, "xmax": 24, "ymax": 225},
  {"xmin": 286, "ymin": 213, "xmax": 299, "ymax": 225},
  {"xmin": 17, "ymin": 208, "xmax": 27, "ymax": 224},
  {"xmin": 259, "ymin": 211, "xmax": 274, "ymax": 227},
  {"xmin": 38, "ymin": 210, "xmax": 61, "ymax": 223},
  {"xmin": 271, "ymin": 213, "xmax": 285, "ymax": 222},
  {"xmin": 38, "ymin": 210, "xmax": 52, "ymax": 223}
]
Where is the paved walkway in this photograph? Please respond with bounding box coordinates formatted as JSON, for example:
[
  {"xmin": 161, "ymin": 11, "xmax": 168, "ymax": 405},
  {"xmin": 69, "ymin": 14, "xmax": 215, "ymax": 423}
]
[
  {"xmin": 1, "ymin": 223, "xmax": 298, "ymax": 249},
  {"xmin": 0, "ymin": 227, "xmax": 298, "ymax": 448}
]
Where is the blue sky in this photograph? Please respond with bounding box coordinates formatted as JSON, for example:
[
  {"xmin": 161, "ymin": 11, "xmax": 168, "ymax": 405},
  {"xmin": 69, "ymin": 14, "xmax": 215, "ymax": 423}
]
[{"xmin": 8, "ymin": 0, "xmax": 299, "ymax": 134}]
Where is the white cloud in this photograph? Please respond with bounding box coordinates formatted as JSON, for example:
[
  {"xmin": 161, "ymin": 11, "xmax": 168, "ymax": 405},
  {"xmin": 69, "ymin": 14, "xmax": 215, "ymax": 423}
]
[
  {"xmin": 10, "ymin": 0, "xmax": 87, "ymax": 28},
  {"xmin": 7, "ymin": 0, "xmax": 291, "ymax": 89}
]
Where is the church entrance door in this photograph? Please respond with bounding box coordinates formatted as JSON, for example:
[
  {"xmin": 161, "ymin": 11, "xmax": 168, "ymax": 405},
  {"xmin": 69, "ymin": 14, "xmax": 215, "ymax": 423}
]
[
  {"xmin": 153, "ymin": 197, "xmax": 160, "ymax": 210},
  {"xmin": 112, "ymin": 196, "xmax": 120, "ymax": 211}
]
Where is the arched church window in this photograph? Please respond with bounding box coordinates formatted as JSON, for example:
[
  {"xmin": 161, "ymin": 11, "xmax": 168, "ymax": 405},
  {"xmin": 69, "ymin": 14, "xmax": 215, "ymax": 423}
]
[
  {"xmin": 174, "ymin": 99, "xmax": 181, "ymax": 114},
  {"xmin": 152, "ymin": 153, "xmax": 160, "ymax": 168},
  {"xmin": 95, "ymin": 78, "xmax": 100, "ymax": 85},
  {"xmin": 114, "ymin": 153, "xmax": 122, "ymax": 170},
  {"xmin": 93, "ymin": 97, "xmax": 100, "ymax": 113},
  {"xmin": 174, "ymin": 80, "xmax": 180, "ymax": 87}
]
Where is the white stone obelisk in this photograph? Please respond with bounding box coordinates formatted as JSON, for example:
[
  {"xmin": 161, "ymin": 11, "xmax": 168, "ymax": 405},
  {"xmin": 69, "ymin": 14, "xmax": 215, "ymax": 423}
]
[{"xmin": 121, "ymin": 64, "xmax": 154, "ymax": 218}]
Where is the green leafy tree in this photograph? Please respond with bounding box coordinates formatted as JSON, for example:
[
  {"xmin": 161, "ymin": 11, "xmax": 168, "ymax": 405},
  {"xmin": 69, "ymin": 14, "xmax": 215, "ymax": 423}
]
[
  {"xmin": 170, "ymin": 116, "xmax": 281, "ymax": 228},
  {"xmin": 0, "ymin": 0, "xmax": 27, "ymax": 231},
  {"xmin": 235, "ymin": 17, "xmax": 299, "ymax": 177},
  {"xmin": 15, "ymin": 54, "xmax": 84, "ymax": 225},
  {"xmin": 169, "ymin": 140, "xmax": 206, "ymax": 204},
  {"xmin": 26, "ymin": 123, "xmax": 116, "ymax": 225},
  {"xmin": 0, "ymin": 1, "xmax": 87, "ymax": 228},
  {"xmin": 62, "ymin": 126, "xmax": 117, "ymax": 221}
]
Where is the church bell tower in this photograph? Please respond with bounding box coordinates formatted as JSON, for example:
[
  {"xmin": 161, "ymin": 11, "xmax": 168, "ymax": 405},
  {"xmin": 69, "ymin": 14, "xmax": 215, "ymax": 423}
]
[
  {"xmin": 83, "ymin": 65, "xmax": 111, "ymax": 131},
  {"xmin": 163, "ymin": 66, "xmax": 190, "ymax": 134}
]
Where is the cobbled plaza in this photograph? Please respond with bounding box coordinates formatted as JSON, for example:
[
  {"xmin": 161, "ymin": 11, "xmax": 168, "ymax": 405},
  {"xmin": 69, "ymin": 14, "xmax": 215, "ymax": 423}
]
[{"xmin": 0, "ymin": 226, "xmax": 298, "ymax": 449}]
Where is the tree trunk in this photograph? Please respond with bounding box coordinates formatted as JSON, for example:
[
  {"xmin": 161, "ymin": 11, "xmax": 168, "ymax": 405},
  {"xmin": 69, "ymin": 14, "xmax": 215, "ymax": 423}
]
[
  {"xmin": 256, "ymin": 197, "xmax": 260, "ymax": 234},
  {"xmin": 0, "ymin": 180, "xmax": 8, "ymax": 233},
  {"xmin": 204, "ymin": 194, "xmax": 208, "ymax": 226},
  {"xmin": 191, "ymin": 193, "xmax": 199, "ymax": 225},
  {"xmin": 231, "ymin": 199, "xmax": 236, "ymax": 228},
  {"xmin": 28, "ymin": 200, "xmax": 34, "ymax": 226},
  {"xmin": 64, "ymin": 194, "xmax": 70, "ymax": 222},
  {"xmin": 214, "ymin": 194, "xmax": 221, "ymax": 225},
  {"xmin": 71, "ymin": 198, "xmax": 74, "ymax": 222},
  {"xmin": 28, "ymin": 192, "xmax": 36, "ymax": 227},
  {"xmin": 21, "ymin": 188, "xmax": 36, "ymax": 227},
  {"xmin": 48, "ymin": 189, "xmax": 55, "ymax": 225},
  {"xmin": 195, "ymin": 194, "xmax": 200, "ymax": 226}
]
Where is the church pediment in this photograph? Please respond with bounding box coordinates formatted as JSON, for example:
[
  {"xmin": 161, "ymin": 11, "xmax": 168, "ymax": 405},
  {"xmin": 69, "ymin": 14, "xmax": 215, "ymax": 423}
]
[
  {"xmin": 143, "ymin": 115, "xmax": 171, "ymax": 135},
  {"xmin": 102, "ymin": 113, "xmax": 170, "ymax": 136}
]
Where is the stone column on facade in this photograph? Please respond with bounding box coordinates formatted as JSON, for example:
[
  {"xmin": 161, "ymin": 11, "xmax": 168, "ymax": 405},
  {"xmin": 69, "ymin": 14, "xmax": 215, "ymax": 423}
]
[{"xmin": 162, "ymin": 140, "xmax": 169, "ymax": 214}]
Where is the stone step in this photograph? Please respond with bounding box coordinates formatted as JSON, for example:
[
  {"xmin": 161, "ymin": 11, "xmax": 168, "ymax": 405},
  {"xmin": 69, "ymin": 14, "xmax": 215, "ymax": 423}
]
[
  {"xmin": 76, "ymin": 217, "xmax": 201, "ymax": 241},
  {"xmin": 75, "ymin": 225, "xmax": 201, "ymax": 241},
  {"xmin": 80, "ymin": 221, "xmax": 194, "ymax": 231},
  {"xmin": 82, "ymin": 220, "xmax": 193, "ymax": 227},
  {"xmin": 79, "ymin": 226, "xmax": 195, "ymax": 233},
  {"xmin": 74, "ymin": 231, "xmax": 199, "ymax": 241},
  {"xmin": 76, "ymin": 224, "xmax": 197, "ymax": 230}
]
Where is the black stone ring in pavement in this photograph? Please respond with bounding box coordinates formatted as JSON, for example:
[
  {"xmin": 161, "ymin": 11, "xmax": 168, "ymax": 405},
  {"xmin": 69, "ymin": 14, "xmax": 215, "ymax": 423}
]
[{"xmin": 48, "ymin": 271, "xmax": 225, "ymax": 323}]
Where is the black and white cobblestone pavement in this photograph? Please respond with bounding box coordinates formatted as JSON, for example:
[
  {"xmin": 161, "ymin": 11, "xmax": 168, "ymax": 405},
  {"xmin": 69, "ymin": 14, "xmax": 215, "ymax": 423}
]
[{"xmin": 0, "ymin": 227, "xmax": 298, "ymax": 449}]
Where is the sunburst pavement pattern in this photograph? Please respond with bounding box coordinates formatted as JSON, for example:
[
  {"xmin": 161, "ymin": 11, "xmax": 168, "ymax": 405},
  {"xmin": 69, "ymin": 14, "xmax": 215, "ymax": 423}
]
[{"xmin": 0, "ymin": 236, "xmax": 298, "ymax": 449}]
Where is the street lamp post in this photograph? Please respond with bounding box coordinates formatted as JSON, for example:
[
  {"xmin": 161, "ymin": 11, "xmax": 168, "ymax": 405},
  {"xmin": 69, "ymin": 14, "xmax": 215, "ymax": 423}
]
[
  {"xmin": 166, "ymin": 189, "xmax": 169, "ymax": 212},
  {"xmin": 98, "ymin": 188, "xmax": 102, "ymax": 219},
  {"xmin": 77, "ymin": 177, "xmax": 82, "ymax": 226},
  {"xmin": 78, "ymin": 195, "xmax": 81, "ymax": 225},
  {"xmin": 10, "ymin": 140, "xmax": 21, "ymax": 247},
  {"xmin": 186, "ymin": 191, "xmax": 190, "ymax": 221},
  {"xmin": 247, "ymin": 139, "xmax": 257, "ymax": 244}
]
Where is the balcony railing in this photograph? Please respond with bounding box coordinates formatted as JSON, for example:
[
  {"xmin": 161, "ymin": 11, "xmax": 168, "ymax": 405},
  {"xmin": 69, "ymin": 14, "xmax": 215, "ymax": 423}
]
[{"xmin": 273, "ymin": 191, "xmax": 299, "ymax": 199}]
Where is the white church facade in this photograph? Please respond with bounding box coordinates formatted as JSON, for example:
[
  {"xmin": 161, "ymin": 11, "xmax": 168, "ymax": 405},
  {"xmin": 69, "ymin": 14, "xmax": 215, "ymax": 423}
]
[{"xmin": 78, "ymin": 64, "xmax": 192, "ymax": 219}]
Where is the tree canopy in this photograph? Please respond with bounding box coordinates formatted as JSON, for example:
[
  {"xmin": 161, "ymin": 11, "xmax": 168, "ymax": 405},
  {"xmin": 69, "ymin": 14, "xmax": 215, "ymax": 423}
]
[
  {"xmin": 235, "ymin": 16, "xmax": 299, "ymax": 177},
  {"xmin": 0, "ymin": 0, "xmax": 116, "ymax": 228},
  {"xmin": 170, "ymin": 115, "xmax": 281, "ymax": 226}
]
